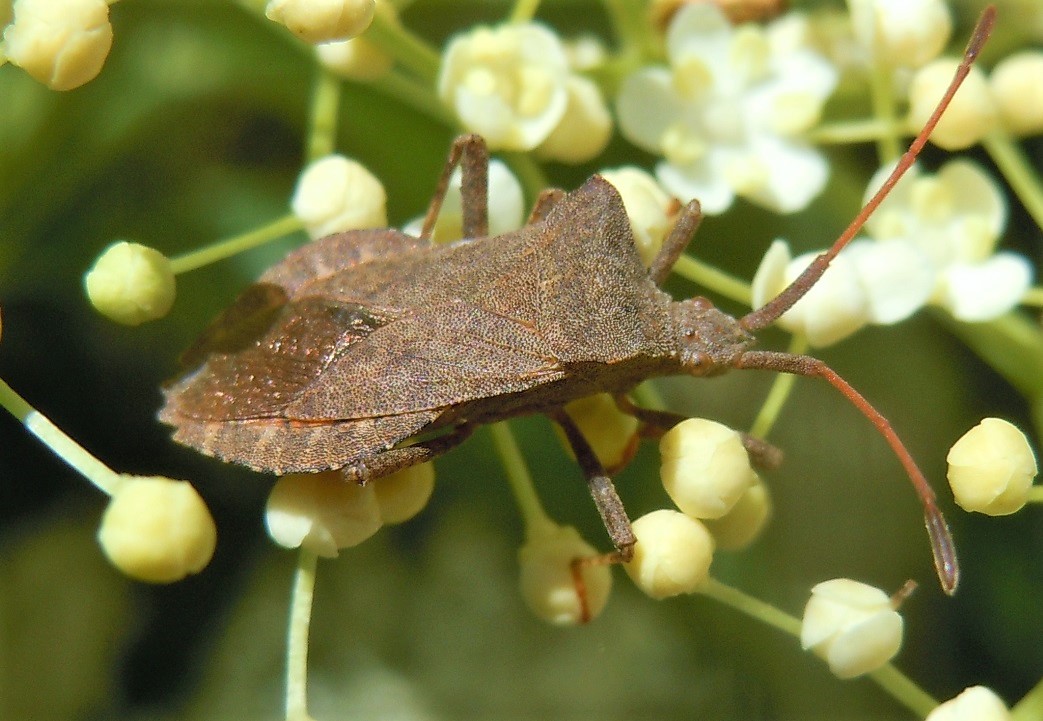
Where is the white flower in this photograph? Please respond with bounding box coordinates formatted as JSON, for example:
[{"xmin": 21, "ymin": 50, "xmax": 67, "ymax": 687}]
[
  {"xmin": 990, "ymin": 51, "xmax": 1043, "ymax": 137},
  {"xmin": 402, "ymin": 159, "xmax": 524, "ymax": 243},
  {"xmin": 659, "ymin": 418, "xmax": 756, "ymax": 519},
  {"xmin": 616, "ymin": 4, "xmax": 837, "ymax": 214},
  {"xmin": 291, "ymin": 154, "xmax": 387, "ymax": 238},
  {"xmin": 3, "ymin": 0, "xmax": 112, "ymax": 91},
  {"xmin": 703, "ymin": 475, "xmax": 772, "ymax": 550},
  {"xmin": 561, "ymin": 393, "xmax": 640, "ymax": 473},
  {"xmin": 908, "ymin": 60, "xmax": 999, "ymax": 151},
  {"xmin": 599, "ymin": 167, "xmax": 679, "ymax": 268},
  {"xmin": 265, "ymin": 0, "xmax": 375, "ymax": 44},
  {"xmin": 437, "ymin": 23, "xmax": 570, "ymax": 151},
  {"xmin": 848, "ymin": 0, "xmax": 952, "ymax": 68},
  {"xmin": 518, "ymin": 522, "xmax": 612, "ymax": 625},
  {"xmin": 800, "ymin": 578, "xmax": 903, "ymax": 679},
  {"xmin": 372, "ymin": 463, "xmax": 435, "ymax": 524},
  {"xmin": 863, "ymin": 160, "xmax": 1030, "ymax": 321},
  {"xmin": 947, "ymin": 418, "xmax": 1037, "ymax": 516},
  {"xmin": 265, "ymin": 472, "xmax": 383, "ymax": 557},
  {"xmin": 84, "ymin": 242, "xmax": 177, "ymax": 326},
  {"xmin": 624, "ymin": 510, "xmax": 714, "ymax": 599},
  {"xmin": 98, "ymin": 476, "xmax": 217, "ymax": 584},
  {"xmin": 925, "ymin": 686, "xmax": 1012, "ymax": 721}
]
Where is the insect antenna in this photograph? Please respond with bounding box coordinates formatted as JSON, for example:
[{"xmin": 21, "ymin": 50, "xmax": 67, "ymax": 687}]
[
  {"xmin": 733, "ymin": 6, "xmax": 997, "ymax": 595},
  {"xmin": 741, "ymin": 5, "xmax": 996, "ymax": 333}
]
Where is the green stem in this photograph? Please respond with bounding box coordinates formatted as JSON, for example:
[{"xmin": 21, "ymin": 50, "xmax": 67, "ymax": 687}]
[
  {"xmin": 698, "ymin": 577, "xmax": 802, "ymax": 636},
  {"xmin": 364, "ymin": 10, "xmax": 441, "ymax": 84},
  {"xmin": 1022, "ymin": 287, "xmax": 1043, "ymax": 308},
  {"xmin": 807, "ymin": 118, "xmax": 903, "ymax": 145},
  {"xmin": 1013, "ymin": 675, "xmax": 1043, "ymax": 721},
  {"xmin": 285, "ymin": 549, "xmax": 319, "ymax": 721},
  {"xmin": 373, "ymin": 68, "xmax": 455, "ymax": 125},
  {"xmin": 307, "ymin": 69, "xmax": 342, "ymax": 162},
  {"xmin": 700, "ymin": 577, "xmax": 939, "ymax": 718},
  {"xmin": 982, "ymin": 130, "xmax": 1043, "ymax": 232},
  {"xmin": 509, "ymin": 0, "xmax": 542, "ymax": 22},
  {"xmin": 502, "ymin": 152, "xmax": 550, "ymax": 208},
  {"xmin": 671, "ymin": 254, "xmax": 753, "ymax": 306},
  {"xmin": 867, "ymin": 664, "xmax": 939, "ymax": 719},
  {"xmin": 748, "ymin": 334, "xmax": 808, "ymax": 439},
  {"xmin": 601, "ymin": 0, "xmax": 658, "ymax": 62},
  {"xmin": 868, "ymin": 61, "xmax": 902, "ymax": 162},
  {"xmin": 489, "ymin": 422, "xmax": 555, "ymax": 534},
  {"xmin": 0, "ymin": 378, "xmax": 123, "ymax": 495},
  {"xmin": 169, "ymin": 214, "xmax": 305, "ymax": 275}
]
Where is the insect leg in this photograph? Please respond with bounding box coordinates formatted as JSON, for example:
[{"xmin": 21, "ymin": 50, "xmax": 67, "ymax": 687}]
[
  {"xmin": 549, "ymin": 409, "xmax": 637, "ymax": 561},
  {"xmin": 612, "ymin": 394, "xmax": 782, "ymax": 470},
  {"xmin": 734, "ymin": 350, "xmax": 959, "ymax": 594},
  {"xmin": 526, "ymin": 188, "xmax": 566, "ymax": 224},
  {"xmin": 339, "ymin": 423, "xmax": 475, "ymax": 484},
  {"xmin": 648, "ymin": 198, "xmax": 702, "ymax": 286},
  {"xmin": 418, "ymin": 134, "xmax": 489, "ymax": 241}
]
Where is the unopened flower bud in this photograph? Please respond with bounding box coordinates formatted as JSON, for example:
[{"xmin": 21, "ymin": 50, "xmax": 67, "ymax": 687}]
[
  {"xmin": 561, "ymin": 393, "xmax": 640, "ymax": 473},
  {"xmin": 98, "ymin": 476, "xmax": 217, "ymax": 584},
  {"xmin": 291, "ymin": 154, "xmax": 387, "ymax": 238},
  {"xmin": 703, "ymin": 475, "xmax": 772, "ymax": 550},
  {"xmin": 849, "ymin": 0, "xmax": 952, "ymax": 68},
  {"xmin": 800, "ymin": 578, "xmax": 903, "ymax": 679},
  {"xmin": 535, "ymin": 75, "xmax": 612, "ymax": 165},
  {"xmin": 317, "ymin": 36, "xmax": 393, "ymax": 81},
  {"xmin": 600, "ymin": 167, "xmax": 678, "ymax": 268},
  {"xmin": 660, "ymin": 419, "xmax": 756, "ymax": 519},
  {"xmin": 624, "ymin": 510, "xmax": 714, "ymax": 599},
  {"xmin": 373, "ymin": 463, "xmax": 435, "ymax": 524},
  {"xmin": 85, "ymin": 242, "xmax": 176, "ymax": 325},
  {"xmin": 265, "ymin": 0, "xmax": 375, "ymax": 44},
  {"xmin": 3, "ymin": 0, "xmax": 112, "ymax": 91},
  {"xmin": 265, "ymin": 472, "xmax": 382, "ymax": 557},
  {"xmin": 925, "ymin": 686, "xmax": 1011, "ymax": 721},
  {"xmin": 947, "ymin": 418, "xmax": 1037, "ymax": 516},
  {"xmin": 518, "ymin": 522, "xmax": 612, "ymax": 625},
  {"xmin": 908, "ymin": 60, "xmax": 998, "ymax": 150},
  {"xmin": 989, "ymin": 51, "xmax": 1043, "ymax": 137}
]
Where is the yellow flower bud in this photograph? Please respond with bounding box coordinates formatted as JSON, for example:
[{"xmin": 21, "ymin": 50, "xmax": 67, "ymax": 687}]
[
  {"xmin": 624, "ymin": 510, "xmax": 714, "ymax": 599},
  {"xmin": 989, "ymin": 51, "xmax": 1043, "ymax": 137},
  {"xmin": 291, "ymin": 155, "xmax": 387, "ymax": 238},
  {"xmin": 518, "ymin": 523, "xmax": 612, "ymax": 625},
  {"xmin": 265, "ymin": 0, "xmax": 375, "ymax": 44},
  {"xmin": 908, "ymin": 60, "xmax": 998, "ymax": 150},
  {"xmin": 659, "ymin": 418, "xmax": 755, "ymax": 519},
  {"xmin": 3, "ymin": 0, "xmax": 112, "ymax": 90},
  {"xmin": 373, "ymin": 463, "xmax": 435, "ymax": 524},
  {"xmin": 84, "ymin": 242, "xmax": 176, "ymax": 325},
  {"xmin": 561, "ymin": 393, "xmax": 640, "ymax": 473},
  {"xmin": 926, "ymin": 686, "xmax": 1011, "ymax": 721},
  {"xmin": 265, "ymin": 472, "xmax": 382, "ymax": 557},
  {"xmin": 98, "ymin": 476, "xmax": 216, "ymax": 584},
  {"xmin": 702, "ymin": 475, "xmax": 772, "ymax": 550},
  {"xmin": 600, "ymin": 167, "xmax": 678, "ymax": 268},
  {"xmin": 947, "ymin": 418, "xmax": 1037, "ymax": 516},
  {"xmin": 800, "ymin": 578, "xmax": 903, "ymax": 679},
  {"xmin": 535, "ymin": 75, "xmax": 612, "ymax": 165}
]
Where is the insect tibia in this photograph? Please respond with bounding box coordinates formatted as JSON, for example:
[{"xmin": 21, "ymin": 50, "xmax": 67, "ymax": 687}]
[{"xmin": 671, "ymin": 298, "xmax": 756, "ymax": 375}]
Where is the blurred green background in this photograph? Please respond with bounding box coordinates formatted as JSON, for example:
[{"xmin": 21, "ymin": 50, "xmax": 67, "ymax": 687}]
[{"xmin": 1, "ymin": 1, "xmax": 1040, "ymax": 719}]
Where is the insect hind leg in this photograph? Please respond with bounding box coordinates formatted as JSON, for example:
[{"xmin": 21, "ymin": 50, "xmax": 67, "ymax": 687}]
[{"xmin": 340, "ymin": 423, "xmax": 475, "ymax": 484}]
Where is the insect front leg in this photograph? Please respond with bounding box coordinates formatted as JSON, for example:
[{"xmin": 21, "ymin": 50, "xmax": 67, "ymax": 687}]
[
  {"xmin": 549, "ymin": 409, "xmax": 637, "ymax": 561},
  {"xmin": 418, "ymin": 134, "xmax": 489, "ymax": 241},
  {"xmin": 648, "ymin": 197, "xmax": 703, "ymax": 286},
  {"xmin": 612, "ymin": 394, "xmax": 782, "ymax": 471},
  {"xmin": 340, "ymin": 423, "xmax": 476, "ymax": 484}
]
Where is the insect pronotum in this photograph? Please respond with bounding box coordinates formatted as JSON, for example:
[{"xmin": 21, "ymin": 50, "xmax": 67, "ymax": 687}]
[{"xmin": 161, "ymin": 7, "xmax": 996, "ymax": 595}]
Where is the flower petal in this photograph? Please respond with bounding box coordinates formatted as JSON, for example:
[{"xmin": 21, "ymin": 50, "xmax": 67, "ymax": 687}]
[{"xmin": 937, "ymin": 253, "xmax": 1033, "ymax": 321}]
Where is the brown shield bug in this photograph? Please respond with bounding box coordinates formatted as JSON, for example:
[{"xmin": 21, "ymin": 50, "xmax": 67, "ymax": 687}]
[{"xmin": 160, "ymin": 8, "xmax": 996, "ymax": 595}]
